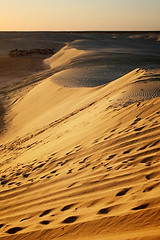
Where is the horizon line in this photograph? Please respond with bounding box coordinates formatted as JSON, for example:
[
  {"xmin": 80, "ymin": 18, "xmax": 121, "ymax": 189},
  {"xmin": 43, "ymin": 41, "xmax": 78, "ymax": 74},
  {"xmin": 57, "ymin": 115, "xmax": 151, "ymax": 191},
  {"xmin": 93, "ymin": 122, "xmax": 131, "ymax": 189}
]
[{"xmin": 0, "ymin": 30, "xmax": 160, "ymax": 33}]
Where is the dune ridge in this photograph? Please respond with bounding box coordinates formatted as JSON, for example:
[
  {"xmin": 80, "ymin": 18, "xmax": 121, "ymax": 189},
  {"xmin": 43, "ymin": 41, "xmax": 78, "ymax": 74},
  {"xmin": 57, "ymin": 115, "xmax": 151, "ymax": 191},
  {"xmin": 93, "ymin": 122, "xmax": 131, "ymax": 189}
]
[{"xmin": 0, "ymin": 34, "xmax": 160, "ymax": 240}]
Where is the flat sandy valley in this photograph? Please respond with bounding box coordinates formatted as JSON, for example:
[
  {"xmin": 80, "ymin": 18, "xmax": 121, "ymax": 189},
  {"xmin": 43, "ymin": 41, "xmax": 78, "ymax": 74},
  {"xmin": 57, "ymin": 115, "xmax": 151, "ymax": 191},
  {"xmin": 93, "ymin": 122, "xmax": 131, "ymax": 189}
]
[{"xmin": 0, "ymin": 32, "xmax": 160, "ymax": 240}]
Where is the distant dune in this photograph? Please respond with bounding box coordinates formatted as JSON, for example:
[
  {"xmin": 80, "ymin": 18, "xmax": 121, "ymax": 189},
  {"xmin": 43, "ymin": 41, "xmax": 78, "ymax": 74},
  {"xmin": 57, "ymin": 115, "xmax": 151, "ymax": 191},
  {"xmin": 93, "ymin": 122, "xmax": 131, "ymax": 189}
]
[{"xmin": 0, "ymin": 32, "xmax": 160, "ymax": 240}]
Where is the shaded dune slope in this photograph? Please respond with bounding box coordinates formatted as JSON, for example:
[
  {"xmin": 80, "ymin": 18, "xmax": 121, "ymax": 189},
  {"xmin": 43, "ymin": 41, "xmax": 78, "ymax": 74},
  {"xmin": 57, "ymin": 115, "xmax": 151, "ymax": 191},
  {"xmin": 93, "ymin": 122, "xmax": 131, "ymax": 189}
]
[
  {"xmin": 0, "ymin": 38, "xmax": 160, "ymax": 240},
  {"xmin": 46, "ymin": 39, "xmax": 160, "ymax": 87}
]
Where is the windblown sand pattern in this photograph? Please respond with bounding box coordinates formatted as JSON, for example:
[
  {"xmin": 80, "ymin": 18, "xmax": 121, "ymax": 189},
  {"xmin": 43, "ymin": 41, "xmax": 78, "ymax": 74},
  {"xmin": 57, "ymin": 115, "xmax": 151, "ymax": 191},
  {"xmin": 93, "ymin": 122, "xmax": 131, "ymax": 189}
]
[{"xmin": 0, "ymin": 32, "xmax": 160, "ymax": 240}]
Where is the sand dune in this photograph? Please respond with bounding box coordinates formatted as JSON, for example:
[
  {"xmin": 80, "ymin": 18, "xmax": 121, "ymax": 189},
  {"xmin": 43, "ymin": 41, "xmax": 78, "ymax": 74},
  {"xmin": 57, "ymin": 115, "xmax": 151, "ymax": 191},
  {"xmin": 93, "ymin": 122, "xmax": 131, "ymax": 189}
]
[{"xmin": 0, "ymin": 33, "xmax": 160, "ymax": 240}]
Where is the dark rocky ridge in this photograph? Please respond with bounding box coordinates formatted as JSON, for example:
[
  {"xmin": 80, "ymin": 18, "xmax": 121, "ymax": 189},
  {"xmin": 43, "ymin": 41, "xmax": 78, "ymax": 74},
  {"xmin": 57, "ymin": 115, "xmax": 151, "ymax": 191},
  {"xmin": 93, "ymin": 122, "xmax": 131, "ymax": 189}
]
[{"xmin": 9, "ymin": 48, "xmax": 55, "ymax": 57}]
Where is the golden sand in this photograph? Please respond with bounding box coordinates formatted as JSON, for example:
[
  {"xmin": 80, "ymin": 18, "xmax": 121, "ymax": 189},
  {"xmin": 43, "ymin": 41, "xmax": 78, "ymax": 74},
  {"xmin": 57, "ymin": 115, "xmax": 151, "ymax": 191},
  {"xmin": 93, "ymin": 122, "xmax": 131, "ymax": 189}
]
[{"xmin": 0, "ymin": 33, "xmax": 160, "ymax": 240}]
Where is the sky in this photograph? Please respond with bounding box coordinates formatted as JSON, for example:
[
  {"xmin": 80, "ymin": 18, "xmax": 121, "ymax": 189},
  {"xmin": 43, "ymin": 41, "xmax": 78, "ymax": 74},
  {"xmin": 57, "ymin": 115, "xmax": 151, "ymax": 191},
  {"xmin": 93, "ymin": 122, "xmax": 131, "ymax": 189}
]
[{"xmin": 0, "ymin": 0, "xmax": 160, "ymax": 31}]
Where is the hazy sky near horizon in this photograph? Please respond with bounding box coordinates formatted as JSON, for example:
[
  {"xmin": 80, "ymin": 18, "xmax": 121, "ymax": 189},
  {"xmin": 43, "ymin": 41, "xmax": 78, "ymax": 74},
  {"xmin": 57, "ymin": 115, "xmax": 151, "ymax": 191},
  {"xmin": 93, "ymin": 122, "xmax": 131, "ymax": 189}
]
[{"xmin": 0, "ymin": 0, "xmax": 160, "ymax": 31}]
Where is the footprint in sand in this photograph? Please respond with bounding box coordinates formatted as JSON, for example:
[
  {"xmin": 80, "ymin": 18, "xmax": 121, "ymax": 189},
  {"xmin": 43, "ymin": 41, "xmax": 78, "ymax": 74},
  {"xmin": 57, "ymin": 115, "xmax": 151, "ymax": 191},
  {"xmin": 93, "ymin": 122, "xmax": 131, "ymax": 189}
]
[
  {"xmin": 150, "ymin": 140, "xmax": 160, "ymax": 148},
  {"xmin": 15, "ymin": 171, "xmax": 22, "ymax": 176},
  {"xmin": 106, "ymin": 154, "xmax": 116, "ymax": 160},
  {"xmin": 123, "ymin": 149, "xmax": 132, "ymax": 154},
  {"xmin": 138, "ymin": 144, "xmax": 149, "ymax": 151},
  {"xmin": 129, "ymin": 158, "xmax": 134, "ymax": 161},
  {"xmin": 78, "ymin": 164, "xmax": 90, "ymax": 171},
  {"xmin": 39, "ymin": 209, "xmax": 52, "ymax": 217},
  {"xmin": 98, "ymin": 207, "xmax": 110, "ymax": 214},
  {"xmin": 122, "ymin": 160, "xmax": 128, "ymax": 163},
  {"xmin": 40, "ymin": 221, "xmax": 50, "ymax": 225},
  {"xmin": 16, "ymin": 182, "xmax": 21, "ymax": 186},
  {"xmin": 1, "ymin": 179, "xmax": 9, "ymax": 186},
  {"xmin": 20, "ymin": 217, "xmax": 30, "ymax": 222},
  {"xmin": 62, "ymin": 216, "xmax": 78, "ymax": 224},
  {"xmin": 131, "ymin": 117, "xmax": 141, "ymax": 126},
  {"xmin": 6, "ymin": 227, "xmax": 23, "ymax": 234},
  {"xmin": 56, "ymin": 161, "xmax": 62, "ymax": 166},
  {"xmin": 40, "ymin": 175, "xmax": 47, "ymax": 179},
  {"xmin": 8, "ymin": 182, "xmax": 16, "ymax": 186},
  {"xmin": 141, "ymin": 156, "xmax": 153, "ymax": 163},
  {"xmin": 146, "ymin": 175, "xmax": 151, "ymax": 180},
  {"xmin": 74, "ymin": 145, "xmax": 81, "ymax": 149},
  {"xmin": 0, "ymin": 175, "xmax": 6, "ymax": 179},
  {"xmin": 143, "ymin": 184, "xmax": 156, "ymax": 192},
  {"xmin": 110, "ymin": 129, "xmax": 116, "ymax": 133},
  {"xmin": 132, "ymin": 203, "xmax": 149, "ymax": 210},
  {"xmin": 137, "ymin": 102, "xmax": 141, "ymax": 107},
  {"xmin": 146, "ymin": 172, "xmax": 159, "ymax": 180},
  {"xmin": 107, "ymin": 166, "xmax": 112, "ymax": 170},
  {"xmin": 134, "ymin": 126, "xmax": 145, "ymax": 132},
  {"xmin": 116, "ymin": 188, "xmax": 130, "ymax": 196},
  {"xmin": 46, "ymin": 175, "xmax": 51, "ymax": 179},
  {"xmin": 79, "ymin": 156, "xmax": 91, "ymax": 164},
  {"xmin": 33, "ymin": 163, "xmax": 45, "ymax": 171},
  {"xmin": 146, "ymin": 162, "xmax": 151, "ymax": 167},
  {"xmin": 22, "ymin": 173, "xmax": 30, "ymax": 178},
  {"xmin": 50, "ymin": 170, "xmax": 57, "ymax": 174},
  {"xmin": 65, "ymin": 151, "xmax": 72, "ymax": 156},
  {"xmin": 116, "ymin": 164, "xmax": 123, "ymax": 170},
  {"xmin": 67, "ymin": 182, "xmax": 77, "ymax": 188},
  {"xmin": 67, "ymin": 169, "xmax": 73, "ymax": 174},
  {"xmin": 51, "ymin": 153, "xmax": 56, "ymax": 156},
  {"xmin": 61, "ymin": 204, "xmax": 74, "ymax": 212},
  {"xmin": 104, "ymin": 134, "xmax": 113, "ymax": 140},
  {"xmin": 0, "ymin": 224, "xmax": 4, "ymax": 229},
  {"xmin": 61, "ymin": 160, "xmax": 69, "ymax": 166}
]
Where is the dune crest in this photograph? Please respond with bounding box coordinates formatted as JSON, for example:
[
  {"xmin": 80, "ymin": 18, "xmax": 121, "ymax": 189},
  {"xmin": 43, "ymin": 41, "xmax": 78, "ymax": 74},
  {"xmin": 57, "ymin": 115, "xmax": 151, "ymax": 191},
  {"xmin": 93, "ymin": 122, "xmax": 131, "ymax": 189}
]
[
  {"xmin": 1, "ymin": 68, "xmax": 147, "ymax": 142},
  {"xmin": 45, "ymin": 44, "xmax": 84, "ymax": 69}
]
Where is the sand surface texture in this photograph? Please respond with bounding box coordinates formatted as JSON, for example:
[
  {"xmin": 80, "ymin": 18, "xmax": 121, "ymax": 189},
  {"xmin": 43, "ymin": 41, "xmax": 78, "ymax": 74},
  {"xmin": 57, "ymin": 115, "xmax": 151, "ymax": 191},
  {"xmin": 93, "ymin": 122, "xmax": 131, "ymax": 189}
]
[{"xmin": 0, "ymin": 32, "xmax": 160, "ymax": 240}]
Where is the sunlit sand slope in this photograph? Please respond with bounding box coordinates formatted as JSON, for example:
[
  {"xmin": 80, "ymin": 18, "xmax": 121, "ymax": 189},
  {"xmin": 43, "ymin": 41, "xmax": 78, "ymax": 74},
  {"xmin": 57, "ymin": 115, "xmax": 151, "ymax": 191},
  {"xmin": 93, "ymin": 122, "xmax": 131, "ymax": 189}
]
[
  {"xmin": 0, "ymin": 67, "xmax": 160, "ymax": 239},
  {"xmin": 0, "ymin": 36, "xmax": 160, "ymax": 240}
]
